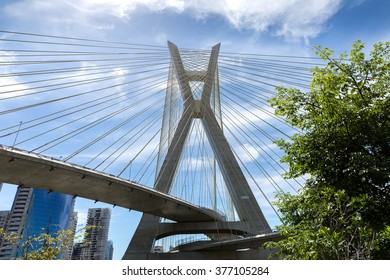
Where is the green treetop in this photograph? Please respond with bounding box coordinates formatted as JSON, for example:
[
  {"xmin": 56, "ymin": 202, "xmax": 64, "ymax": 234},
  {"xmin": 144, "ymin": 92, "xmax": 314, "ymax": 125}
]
[{"xmin": 267, "ymin": 41, "xmax": 390, "ymax": 259}]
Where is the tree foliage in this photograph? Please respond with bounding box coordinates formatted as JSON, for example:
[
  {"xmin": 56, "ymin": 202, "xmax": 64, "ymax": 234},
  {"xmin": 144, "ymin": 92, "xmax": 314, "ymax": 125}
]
[
  {"xmin": 267, "ymin": 185, "xmax": 390, "ymax": 259},
  {"xmin": 0, "ymin": 227, "xmax": 75, "ymax": 260},
  {"xmin": 0, "ymin": 225, "xmax": 93, "ymax": 260},
  {"xmin": 267, "ymin": 41, "xmax": 390, "ymax": 259}
]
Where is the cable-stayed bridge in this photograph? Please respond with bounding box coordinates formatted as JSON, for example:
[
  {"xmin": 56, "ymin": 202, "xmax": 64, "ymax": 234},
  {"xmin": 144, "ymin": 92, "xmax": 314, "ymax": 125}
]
[{"xmin": 0, "ymin": 31, "xmax": 320, "ymax": 259}]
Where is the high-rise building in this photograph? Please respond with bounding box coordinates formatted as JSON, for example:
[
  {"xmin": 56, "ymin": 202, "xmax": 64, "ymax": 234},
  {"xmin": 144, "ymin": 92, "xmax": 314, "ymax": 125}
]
[
  {"xmin": 63, "ymin": 211, "xmax": 78, "ymax": 260},
  {"xmin": 0, "ymin": 186, "xmax": 75, "ymax": 259},
  {"xmin": 85, "ymin": 208, "xmax": 111, "ymax": 260},
  {"xmin": 0, "ymin": 211, "xmax": 9, "ymax": 228},
  {"xmin": 71, "ymin": 242, "xmax": 87, "ymax": 260},
  {"xmin": 24, "ymin": 188, "xmax": 74, "ymax": 235},
  {"xmin": 0, "ymin": 186, "xmax": 33, "ymax": 259},
  {"xmin": 0, "ymin": 210, "xmax": 10, "ymax": 244},
  {"xmin": 72, "ymin": 208, "xmax": 111, "ymax": 260},
  {"xmin": 105, "ymin": 240, "xmax": 114, "ymax": 260}
]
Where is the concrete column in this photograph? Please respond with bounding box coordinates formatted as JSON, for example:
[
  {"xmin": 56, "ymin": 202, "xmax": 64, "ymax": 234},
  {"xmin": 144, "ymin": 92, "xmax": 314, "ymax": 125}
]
[{"xmin": 201, "ymin": 106, "xmax": 271, "ymax": 234}]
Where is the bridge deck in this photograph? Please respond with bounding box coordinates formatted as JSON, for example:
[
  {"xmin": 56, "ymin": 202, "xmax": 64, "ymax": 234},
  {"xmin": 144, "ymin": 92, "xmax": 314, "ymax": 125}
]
[
  {"xmin": 175, "ymin": 232, "xmax": 282, "ymax": 252},
  {"xmin": 0, "ymin": 145, "xmax": 224, "ymax": 223}
]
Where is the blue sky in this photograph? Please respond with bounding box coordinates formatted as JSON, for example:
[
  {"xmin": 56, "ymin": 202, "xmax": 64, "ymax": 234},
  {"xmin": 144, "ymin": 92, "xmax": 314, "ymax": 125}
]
[{"xmin": 0, "ymin": 0, "xmax": 389, "ymax": 260}]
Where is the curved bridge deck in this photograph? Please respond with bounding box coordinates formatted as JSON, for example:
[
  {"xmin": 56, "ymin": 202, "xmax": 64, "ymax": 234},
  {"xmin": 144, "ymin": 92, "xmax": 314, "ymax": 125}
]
[
  {"xmin": 175, "ymin": 231, "xmax": 282, "ymax": 252},
  {"xmin": 0, "ymin": 145, "xmax": 224, "ymax": 223}
]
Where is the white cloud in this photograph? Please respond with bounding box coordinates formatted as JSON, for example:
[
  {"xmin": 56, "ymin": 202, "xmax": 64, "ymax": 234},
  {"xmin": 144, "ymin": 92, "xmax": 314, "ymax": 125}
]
[
  {"xmin": 186, "ymin": 0, "xmax": 342, "ymax": 39},
  {"xmin": 223, "ymin": 103, "xmax": 276, "ymax": 131},
  {"xmin": 75, "ymin": 209, "xmax": 88, "ymax": 226},
  {"xmin": 111, "ymin": 0, "xmax": 342, "ymax": 40},
  {"xmin": 0, "ymin": 51, "xmax": 30, "ymax": 100},
  {"xmin": 235, "ymin": 143, "xmax": 261, "ymax": 163},
  {"xmin": 0, "ymin": 76, "xmax": 29, "ymax": 99},
  {"xmin": 4, "ymin": 0, "xmax": 343, "ymax": 40},
  {"xmin": 142, "ymin": 0, "xmax": 339, "ymax": 40},
  {"xmin": 155, "ymin": 33, "xmax": 168, "ymax": 45},
  {"xmin": 345, "ymin": 0, "xmax": 368, "ymax": 9}
]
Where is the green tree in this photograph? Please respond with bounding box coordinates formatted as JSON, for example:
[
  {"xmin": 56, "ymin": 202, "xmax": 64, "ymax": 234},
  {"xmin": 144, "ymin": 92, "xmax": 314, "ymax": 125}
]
[
  {"xmin": 0, "ymin": 227, "xmax": 75, "ymax": 260},
  {"xmin": 0, "ymin": 226, "xmax": 93, "ymax": 260},
  {"xmin": 268, "ymin": 185, "xmax": 390, "ymax": 259},
  {"xmin": 267, "ymin": 41, "xmax": 390, "ymax": 259}
]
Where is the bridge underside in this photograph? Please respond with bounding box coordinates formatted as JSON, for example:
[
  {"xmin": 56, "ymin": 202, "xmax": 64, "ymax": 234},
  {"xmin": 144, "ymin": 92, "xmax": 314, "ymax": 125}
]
[
  {"xmin": 0, "ymin": 145, "xmax": 224, "ymax": 223},
  {"xmin": 156, "ymin": 221, "xmax": 253, "ymax": 239}
]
